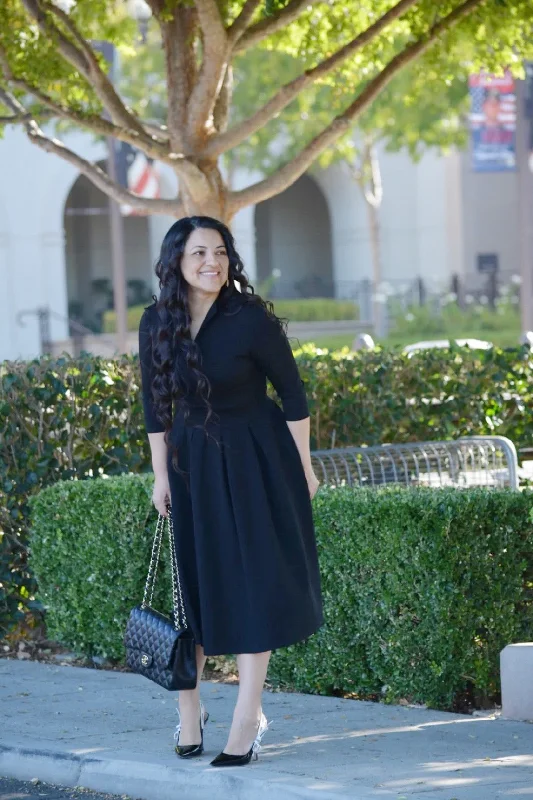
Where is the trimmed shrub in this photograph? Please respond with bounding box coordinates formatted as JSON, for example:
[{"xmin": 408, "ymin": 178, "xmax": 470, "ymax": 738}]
[
  {"xmin": 390, "ymin": 297, "xmax": 521, "ymax": 340},
  {"xmin": 271, "ymin": 486, "xmax": 533, "ymax": 708},
  {"xmin": 29, "ymin": 475, "xmax": 533, "ymax": 709},
  {"xmin": 295, "ymin": 342, "xmax": 533, "ymax": 451},
  {"xmin": 29, "ymin": 475, "xmax": 166, "ymax": 657},
  {"xmin": 2, "ymin": 344, "xmax": 532, "ymax": 635},
  {"xmin": 0, "ymin": 353, "xmax": 150, "ymax": 636},
  {"xmin": 270, "ymin": 298, "xmax": 358, "ymax": 322},
  {"xmin": 102, "ymin": 298, "xmax": 358, "ymax": 332}
]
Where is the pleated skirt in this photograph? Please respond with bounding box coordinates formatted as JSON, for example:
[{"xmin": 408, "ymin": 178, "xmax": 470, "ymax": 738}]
[{"xmin": 167, "ymin": 397, "xmax": 323, "ymax": 656}]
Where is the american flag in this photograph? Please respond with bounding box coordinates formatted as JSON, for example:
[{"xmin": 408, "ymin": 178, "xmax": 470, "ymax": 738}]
[{"xmin": 116, "ymin": 142, "xmax": 161, "ymax": 216}]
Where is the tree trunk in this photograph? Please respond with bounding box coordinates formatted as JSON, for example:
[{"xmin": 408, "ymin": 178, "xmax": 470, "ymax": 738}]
[{"xmin": 179, "ymin": 160, "xmax": 231, "ymax": 222}]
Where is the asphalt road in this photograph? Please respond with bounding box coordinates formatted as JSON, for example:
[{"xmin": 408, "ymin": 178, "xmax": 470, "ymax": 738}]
[{"xmin": 0, "ymin": 777, "xmax": 137, "ymax": 800}]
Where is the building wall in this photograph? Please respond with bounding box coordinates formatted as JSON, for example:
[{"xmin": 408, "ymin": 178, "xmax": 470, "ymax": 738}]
[
  {"xmin": 313, "ymin": 146, "xmax": 453, "ymax": 295},
  {"xmin": 460, "ymin": 150, "xmax": 520, "ymax": 283},
  {"xmin": 254, "ymin": 174, "xmax": 334, "ymax": 295},
  {"xmin": 0, "ymin": 127, "xmax": 103, "ymax": 360},
  {"xmin": 0, "ymin": 128, "xmax": 181, "ymax": 360},
  {"xmin": 0, "ymin": 124, "xmax": 525, "ymax": 360}
]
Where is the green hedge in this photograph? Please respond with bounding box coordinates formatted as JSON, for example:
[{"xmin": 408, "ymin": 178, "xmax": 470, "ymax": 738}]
[
  {"xmin": 2, "ymin": 344, "xmax": 533, "ymax": 636},
  {"xmin": 0, "ymin": 353, "xmax": 149, "ymax": 636},
  {"xmin": 29, "ymin": 476, "xmax": 165, "ymax": 656},
  {"xmin": 102, "ymin": 298, "xmax": 358, "ymax": 333},
  {"xmin": 271, "ymin": 298, "xmax": 358, "ymax": 322},
  {"xmin": 29, "ymin": 475, "xmax": 533, "ymax": 709},
  {"xmin": 390, "ymin": 297, "xmax": 521, "ymax": 340}
]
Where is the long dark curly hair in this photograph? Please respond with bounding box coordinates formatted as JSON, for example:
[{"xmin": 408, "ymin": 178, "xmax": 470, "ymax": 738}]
[{"xmin": 149, "ymin": 215, "xmax": 281, "ymax": 471}]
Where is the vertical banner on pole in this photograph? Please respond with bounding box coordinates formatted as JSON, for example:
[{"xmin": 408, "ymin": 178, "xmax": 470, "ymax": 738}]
[
  {"xmin": 469, "ymin": 71, "xmax": 516, "ymax": 172},
  {"xmin": 525, "ymin": 61, "xmax": 533, "ymax": 173}
]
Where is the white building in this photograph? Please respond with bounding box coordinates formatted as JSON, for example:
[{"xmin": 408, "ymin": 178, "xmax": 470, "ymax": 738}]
[{"xmin": 0, "ymin": 123, "xmax": 523, "ymax": 361}]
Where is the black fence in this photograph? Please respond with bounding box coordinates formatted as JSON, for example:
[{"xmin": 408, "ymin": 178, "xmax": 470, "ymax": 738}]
[{"xmin": 266, "ymin": 270, "xmax": 521, "ymax": 325}]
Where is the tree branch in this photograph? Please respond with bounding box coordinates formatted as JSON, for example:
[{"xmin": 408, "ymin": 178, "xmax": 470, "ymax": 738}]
[
  {"xmin": 229, "ymin": 0, "xmax": 487, "ymax": 213},
  {"xmin": 141, "ymin": 121, "xmax": 170, "ymax": 141},
  {"xmin": 188, "ymin": 0, "xmax": 230, "ymax": 142},
  {"xmin": 0, "ymin": 45, "xmax": 177, "ymax": 164},
  {"xmin": 213, "ymin": 65, "xmax": 233, "ymax": 133},
  {"xmin": 158, "ymin": 7, "xmax": 198, "ymax": 151},
  {"xmin": 20, "ymin": 0, "xmax": 148, "ymax": 139},
  {"xmin": 227, "ymin": 0, "xmax": 261, "ymax": 45},
  {"xmin": 0, "ymin": 80, "xmax": 206, "ymax": 205},
  {"xmin": 234, "ymin": 0, "xmax": 322, "ymax": 53},
  {"xmin": 0, "ymin": 85, "xmax": 29, "ymax": 117},
  {"xmin": 0, "ymin": 109, "xmax": 32, "ymax": 124},
  {"xmin": 206, "ymin": 0, "xmax": 421, "ymax": 158},
  {"xmin": 193, "ymin": 0, "xmax": 226, "ymax": 41},
  {"xmin": 0, "ymin": 108, "xmax": 54, "ymax": 124},
  {"xmin": 28, "ymin": 125, "xmax": 182, "ymax": 215}
]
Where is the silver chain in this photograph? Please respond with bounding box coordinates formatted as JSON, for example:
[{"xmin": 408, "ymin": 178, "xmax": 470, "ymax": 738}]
[
  {"xmin": 141, "ymin": 508, "xmax": 188, "ymax": 632},
  {"xmin": 167, "ymin": 508, "xmax": 187, "ymax": 630},
  {"xmin": 141, "ymin": 513, "xmax": 165, "ymax": 610}
]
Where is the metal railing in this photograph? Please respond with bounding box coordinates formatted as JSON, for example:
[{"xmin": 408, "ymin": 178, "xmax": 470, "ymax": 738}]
[
  {"xmin": 17, "ymin": 306, "xmax": 118, "ymax": 356},
  {"xmin": 311, "ymin": 436, "xmax": 519, "ymax": 490}
]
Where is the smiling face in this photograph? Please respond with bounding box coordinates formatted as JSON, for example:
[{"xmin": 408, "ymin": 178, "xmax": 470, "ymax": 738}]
[
  {"xmin": 180, "ymin": 227, "xmax": 230, "ymax": 298},
  {"xmin": 483, "ymin": 91, "xmax": 501, "ymax": 126}
]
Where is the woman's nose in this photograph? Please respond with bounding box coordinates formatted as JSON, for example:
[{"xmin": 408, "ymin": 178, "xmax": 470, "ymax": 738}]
[{"xmin": 205, "ymin": 251, "xmax": 220, "ymax": 266}]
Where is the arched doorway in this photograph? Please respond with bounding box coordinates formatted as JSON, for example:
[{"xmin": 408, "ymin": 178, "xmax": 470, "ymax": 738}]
[
  {"xmin": 254, "ymin": 174, "xmax": 334, "ymax": 298},
  {"xmin": 64, "ymin": 169, "xmax": 153, "ymax": 331}
]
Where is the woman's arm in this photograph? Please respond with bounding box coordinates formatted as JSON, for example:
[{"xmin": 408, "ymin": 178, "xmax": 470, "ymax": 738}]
[
  {"xmin": 148, "ymin": 432, "xmax": 171, "ymax": 517},
  {"xmin": 250, "ymin": 307, "xmax": 320, "ymax": 499},
  {"xmin": 139, "ymin": 309, "xmax": 171, "ymax": 516},
  {"xmin": 287, "ymin": 418, "xmax": 320, "ymax": 500}
]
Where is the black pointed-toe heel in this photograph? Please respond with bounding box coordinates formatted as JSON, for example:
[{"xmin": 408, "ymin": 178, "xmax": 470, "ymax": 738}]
[
  {"xmin": 174, "ymin": 702, "xmax": 209, "ymax": 759},
  {"xmin": 210, "ymin": 712, "xmax": 269, "ymax": 767}
]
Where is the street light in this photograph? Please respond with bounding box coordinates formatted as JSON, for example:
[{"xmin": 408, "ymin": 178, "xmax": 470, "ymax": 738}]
[
  {"xmin": 51, "ymin": 0, "xmax": 75, "ymax": 9},
  {"xmin": 520, "ymin": 62, "xmax": 533, "ymax": 335},
  {"xmin": 52, "ymin": 1, "xmax": 153, "ymax": 354},
  {"xmin": 126, "ymin": 0, "xmax": 152, "ymax": 43},
  {"xmin": 99, "ymin": 3, "xmax": 152, "ymax": 353}
]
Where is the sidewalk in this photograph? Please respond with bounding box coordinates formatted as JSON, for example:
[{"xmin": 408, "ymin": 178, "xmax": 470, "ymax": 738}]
[{"xmin": 1, "ymin": 659, "xmax": 532, "ymax": 800}]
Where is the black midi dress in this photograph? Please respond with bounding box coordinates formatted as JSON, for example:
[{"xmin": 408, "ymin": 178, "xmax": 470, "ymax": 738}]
[{"xmin": 138, "ymin": 291, "xmax": 323, "ymax": 656}]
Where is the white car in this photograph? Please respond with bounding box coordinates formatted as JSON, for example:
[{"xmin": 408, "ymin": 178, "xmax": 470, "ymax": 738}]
[{"xmin": 403, "ymin": 338, "xmax": 493, "ymax": 356}]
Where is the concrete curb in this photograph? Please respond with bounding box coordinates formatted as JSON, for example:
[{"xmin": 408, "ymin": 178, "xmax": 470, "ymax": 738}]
[{"xmin": 0, "ymin": 743, "xmax": 354, "ymax": 800}]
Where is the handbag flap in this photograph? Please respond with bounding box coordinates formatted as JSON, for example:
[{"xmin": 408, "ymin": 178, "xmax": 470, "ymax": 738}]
[{"xmin": 124, "ymin": 605, "xmax": 179, "ymax": 669}]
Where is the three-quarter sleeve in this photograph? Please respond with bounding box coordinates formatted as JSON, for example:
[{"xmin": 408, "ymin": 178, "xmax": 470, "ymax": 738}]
[
  {"xmin": 138, "ymin": 308, "xmax": 165, "ymax": 433},
  {"xmin": 250, "ymin": 306, "xmax": 309, "ymax": 421}
]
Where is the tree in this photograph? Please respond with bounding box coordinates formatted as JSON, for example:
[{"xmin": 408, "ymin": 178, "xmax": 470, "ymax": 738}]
[
  {"xmin": 0, "ymin": 0, "xmax": 531, "ymax": 223},
  {"xmin": 222, "ymin": 48, "xmax": 473, "ymax": 332},
  {"xmin": 342, "ymin": 61, "xmax": 472, "ymax": 337}
]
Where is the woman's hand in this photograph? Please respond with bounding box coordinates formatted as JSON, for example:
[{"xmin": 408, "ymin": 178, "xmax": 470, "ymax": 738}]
[
  {"xmin": 152, "ymin": 474, "xmax": 171, "ymax": 517},
  {"xmin": 306, "ymin": 469, "xmax": 320, "ymax": 500}
]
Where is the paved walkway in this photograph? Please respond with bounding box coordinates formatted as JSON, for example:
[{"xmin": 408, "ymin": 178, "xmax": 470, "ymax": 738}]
[{"xmin": 1, "ymin": 660, "xmax": 532, "ymax": 800}]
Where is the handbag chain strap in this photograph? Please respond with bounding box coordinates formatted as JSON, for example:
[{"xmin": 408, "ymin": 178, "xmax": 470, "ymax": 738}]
[{"xmin": 141, "ymin": 509, "xmax": 188, "ymax": 631}]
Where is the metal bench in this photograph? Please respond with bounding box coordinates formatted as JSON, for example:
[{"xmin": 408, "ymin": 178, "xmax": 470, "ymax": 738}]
[{"xmin": 311, "ymin": 436, "xmax": 519, "ymax": 490}]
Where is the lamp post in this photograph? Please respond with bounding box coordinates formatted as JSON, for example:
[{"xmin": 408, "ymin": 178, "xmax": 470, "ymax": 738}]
[
  {"xmin": 96, "ymin": 2, "xmax": 152, "ymax": 354},
  {"xmin": 53, "ymin": 1, "xmax": 152, "ymax": 353},
  {"xmin": 520, "ymin": 62, "xmax": 533, "ymax": 336},
  {"xmin": 127, "ymin": 0, "xmax": 152, "ymax": 44}
]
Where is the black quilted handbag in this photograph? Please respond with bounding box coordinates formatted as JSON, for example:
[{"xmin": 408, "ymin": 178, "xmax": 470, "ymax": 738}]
[{"xmin": 124, "ymin": 509, "xmax": 197, "ymax": 691}]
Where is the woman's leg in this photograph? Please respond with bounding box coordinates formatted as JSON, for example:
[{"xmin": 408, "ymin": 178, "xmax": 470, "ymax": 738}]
[
  {"xmin": 177, "ymin": 644, "xmax": 208, "ymax": 745},
  {"xmin": 223, "ymin": 651, "xmax": 271, "ymax": 754}
]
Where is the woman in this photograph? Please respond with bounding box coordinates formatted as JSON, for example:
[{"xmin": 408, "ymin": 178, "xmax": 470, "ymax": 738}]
[{"xmin": 138, "ymin": 216, "xmax": 323, "ymax": 767}]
